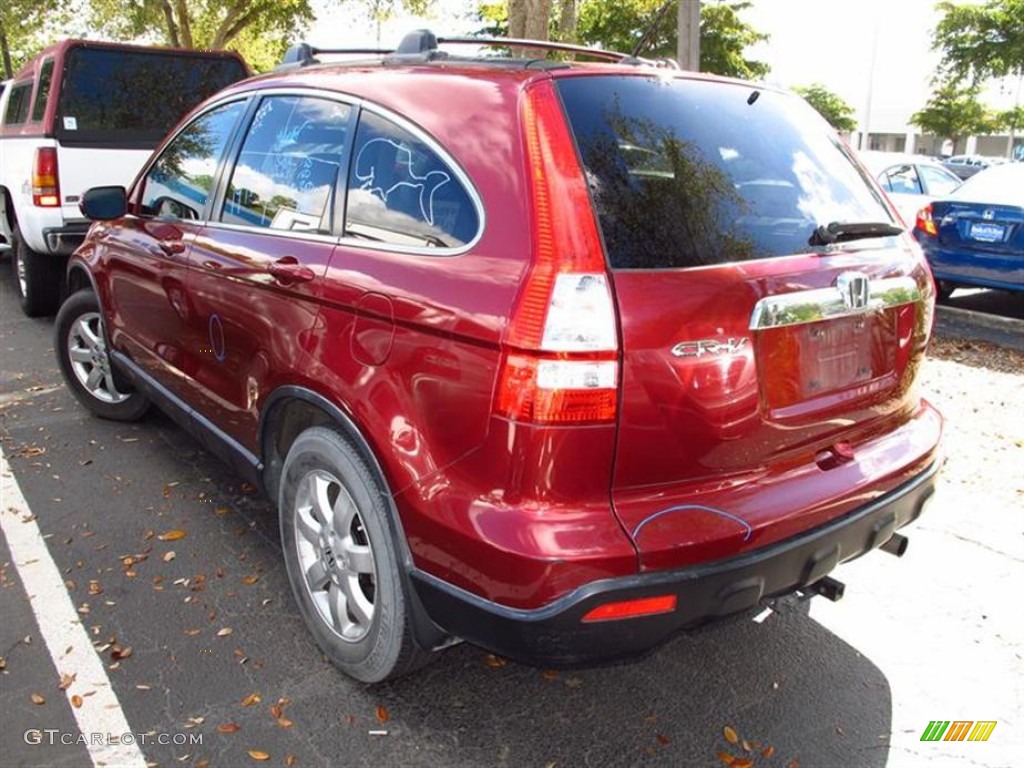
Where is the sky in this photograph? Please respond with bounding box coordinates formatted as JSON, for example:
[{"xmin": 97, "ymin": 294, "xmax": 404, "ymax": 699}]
[{"xmin": 310, "ymin": 0, "xmax": 1022, "ymax": 135}]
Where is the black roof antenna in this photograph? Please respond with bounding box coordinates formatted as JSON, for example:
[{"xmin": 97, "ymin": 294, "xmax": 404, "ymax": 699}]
[{"xmin": 629, "ymin": 0, "xmax": 679, "ymax": 60}]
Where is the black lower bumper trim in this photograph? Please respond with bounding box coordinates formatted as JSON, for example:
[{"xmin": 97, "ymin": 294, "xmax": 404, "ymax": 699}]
[
  {"xmin": 43, "ymin": 221, "xmax": 90, "ymax": 256},
  {"xmin": 411, "ymin": 460, "xmax": 939, "ymax": 666}
]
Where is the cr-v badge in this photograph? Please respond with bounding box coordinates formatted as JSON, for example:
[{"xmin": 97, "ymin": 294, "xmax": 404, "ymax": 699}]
[{"xmin": 671, "ymin": 338, "xmax": 749, "ymax": 358}]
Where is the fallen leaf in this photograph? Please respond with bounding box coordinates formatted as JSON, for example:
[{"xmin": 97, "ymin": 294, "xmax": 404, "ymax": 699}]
[
  {"xmin": 375, "ymin": 705, "xmax": 390, "ymax": 724},
  {"xmin": 241, "ymin": 693, "xmax": 261, "ymax": 707},
  {"xmin": 0, "ymin": 657, "xmax": 6, "ymax": 671},
  {"xmin": 71, "ymin": 695, "xmax": 83, "ymax": 708},
  {"xmin": 275, "ymin": 717, "xmax": 293, "ymax": 729},
  {"xmin": 241, "ymin": 575, "xmax": 259, "ymax": 585},
  {"xmin": 217, "ymin": 723, "xmax": 241, "ymax": 734},
  {"xmin": 20, "ymin": 446, "xmax": 46, "ymax": 457},
  {"xmin": 741, "ymin": 739, "xmax": 753, "ymax": 752},
  {"xmin": 163, "ymin": 551, "xmax": 176, "ymax": 562},
  {"xmin": 762, "ymin": 746, "xmax": 775, "ymax": 758},
  {"xmin": 215, "ymin": 506, "xmax": 231, "ymax": 516},
  {"xmin": 733, "ymin": 760, "xmax": 753, "ymax": 768},
  {"xmin": 786, "ymin": 761, "xmax": 800, "ymax": 768},
  {"xmin": 483, "ymin": 654, "xmax": 507, "ymax": 668},
  {"xmin": 59, "ymin": 672, "xmax": 76, "ymax": 690},
  {"xmin": 31, "ymin": 693, "xmax": 46, "ymax": 705},
  {"xmin": 723, "ymin": 726, "xmax": 739, "ymax": 745},
  {"xmin": 716, "ymin": 753, "xmax": 735, "ymax": 766},
  {"xmin": 836, "ymin": 726, "xmax": 844, "ymax": 735},
  {"xmin": 111, "ymin": 645, "xmax": 133, "ymax": 660},
  {"xmin": 284, "ymin": 755, "xmax": 296, "ymax": 768},
  {"xmin": 656, "ymin": 734, "xmax": 671, "ymax": 745},
  {"xmin": 136, "ymin": 685, "xmax": 151, "ymax": 691},
  {"xmin": 158, "ymin": 530, "xmax": 187, "ymax": 542},
  {"xmin": 216, "ymin": 627, "xmax": 233, "ymax": 637},
  {"xmin": 270, "ymin": 704, "xmax": 282, "ymax": 719},
  {"xmin": 184, "ymin": 628, "xmax": 201, "ymax": 636},
  {"xmin": 541, "ymin": 669, "xmax": 559, "ymax": 681},
  {"xmin": 247, "ymin": 750, "xmax": 269, "ymax": 761},
  {"xmin": 88, "ymin": 580, "xmax": 103, "ymax": 596}
]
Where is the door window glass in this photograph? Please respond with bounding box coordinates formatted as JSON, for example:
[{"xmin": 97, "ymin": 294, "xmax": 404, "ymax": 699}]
[
  {"xmin": 882, "ymin": 164, "xmax": 922, "ymax": 194},
  {"xmin": 3, "ymin": 82, "xmax": 32, "ymax": 125},
  {"xmin": 140, "ymin": 100, "xmax": 246, "ymax": 220},
  {"xmin": 918, "ymin": 164, "xmax": 960, "ymax": 196},
  {"xmin": 221, "ymin": 96, "xmax": 351, "ymax": 232},
  {"xmin": 31, "ymin": 59, "xmax": 54, "ymax": 122},
  {"xmin": 345, "ymin": 111, "xmax": 480, "ymax": 249}
]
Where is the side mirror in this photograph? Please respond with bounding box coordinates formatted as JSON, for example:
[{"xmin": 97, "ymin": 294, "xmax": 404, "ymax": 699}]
[{"xmin": 80, "ymin": 186, "xmax": 127, "ymax": 221}]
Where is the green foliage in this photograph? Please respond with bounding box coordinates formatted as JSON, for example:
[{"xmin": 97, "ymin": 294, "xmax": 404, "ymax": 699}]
[
  {"xmin": 576, "ymin": 0, "xmax": 768, "ymax": 79},
  {"xmin": 910, "ymin": 80, "xmax": 1000, "ymax": 143},
  {"xmin": 0, "ymin": 0, "xmax": 70, "ymax": 78},
  {"xmin": 934, "ymin": 0, "xmax": 1024, "ymax": 82},
  {"xmin": 793, "ymin": 84, "xmax": 857, "ymax": 132},
  {"xmin": 998, "ymin": 104, "xmax": 1024, "ymax": 132},
  {"xmin": 87, "ymin": 0, "xmax": 317, "ymax": 72},
  {"xmin": 699, "ymin": 1, "xmax": 768, "ymax": 80}
]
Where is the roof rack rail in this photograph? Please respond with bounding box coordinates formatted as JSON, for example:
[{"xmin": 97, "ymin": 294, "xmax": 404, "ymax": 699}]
[{"xmin": 278, "ymin": 29, "xmax": 675, "ymax": 69}]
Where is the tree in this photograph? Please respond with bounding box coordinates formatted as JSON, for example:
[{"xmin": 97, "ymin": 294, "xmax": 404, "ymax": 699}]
[
  {"xmin": 933, "ymin": 0, "xmax": 1024, "ymax": 83},
  {"xmin": 793, "ymin": 84, "xmax": 857, "ymax": 132},
  {"xmin": 87, "ymin": 0, "xmax": 318, "ymax": 72},
  {"xmin": 0, "ymin": 0, "xmax": 68, "ymax": 78},
  {"xmin": 577, "ymin": 0, "xmax": 767, "ymax": 78},
  {"xmin": 910, "ymin": 81, "xmax": 999, "ymax": 148}
]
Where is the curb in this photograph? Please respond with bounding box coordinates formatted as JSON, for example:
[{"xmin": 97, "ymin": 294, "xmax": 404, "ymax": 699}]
[{"xmin": 934, "ymin": 305, "xmax": 1024, "ymax": 352}]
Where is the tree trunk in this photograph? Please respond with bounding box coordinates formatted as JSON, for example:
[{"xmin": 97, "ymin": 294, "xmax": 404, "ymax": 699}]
[
  {"xmin": 677, "ymin": 0, "xmax": 699, "ymax": 70},
  {"xmin": 0, "ymin": 21, "xmax": 13, "ymax": 79},
  {"xmin": 160, "ymin": 0, "xmax": 180, "ymax": 47},
  {"xmin": 557, "ymin": 0, "xmax": 576, "ymax": 43},
  {"xmin": 175, "ymin": 0, "xmax": 193, "ymax": 48},
  {"xmin": 508, "ymin": 0, "xmax": 526, "ymax": 40},
  {"xmin": 523, "ymin": 0, "xmax": 551, "ymax": 42}
]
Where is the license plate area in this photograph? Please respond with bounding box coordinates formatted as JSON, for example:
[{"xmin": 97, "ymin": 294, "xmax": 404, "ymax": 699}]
[
  {"xmin": 969, "ymin": 222, "xmax": 1005, "ymax": 243},
  {"xmin": 756, "ymin": 312, "xmax": 897, "ymax": 414}
]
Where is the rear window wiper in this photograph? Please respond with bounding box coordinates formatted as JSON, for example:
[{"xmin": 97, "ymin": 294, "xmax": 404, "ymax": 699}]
[{"xmin": 809, "ymin": 221, "xmax": 904, "ymax": 246}]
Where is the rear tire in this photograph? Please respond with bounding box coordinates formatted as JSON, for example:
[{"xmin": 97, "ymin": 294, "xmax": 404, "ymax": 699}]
[
  {"xmin": 279, "ymin": 426, "xmax": 433, "ymax": 683},
  {"xmin": 12, "ymin": 225, "xmax": 63, "ymax": 317},
  {"xmin": 55, "ymin": 289, "xmax": 150, "ymax": 421}
]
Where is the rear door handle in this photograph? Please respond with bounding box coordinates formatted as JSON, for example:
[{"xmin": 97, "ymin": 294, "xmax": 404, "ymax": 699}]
[{"xmin": 268, "ymin": 256, "xmax": 315, "ymax": 284}]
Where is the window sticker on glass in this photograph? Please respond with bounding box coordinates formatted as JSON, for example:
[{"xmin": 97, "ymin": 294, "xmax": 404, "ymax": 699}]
[{"xmin": 63, "ymin": 116, "xmax": 78, "ymax": 131}]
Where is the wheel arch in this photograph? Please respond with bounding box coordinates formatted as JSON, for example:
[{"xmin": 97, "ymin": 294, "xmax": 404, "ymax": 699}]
[{"xmin": 259, "ymin": 385, "xmax": 448, "ymax": 650}]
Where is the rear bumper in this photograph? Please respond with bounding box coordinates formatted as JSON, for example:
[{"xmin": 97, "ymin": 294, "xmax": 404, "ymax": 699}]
[
  {"xmin": 412, "ymin": 458, "xmax": 940, "ymax": 666},
  {"xmin": 42, "ymin": 221, "xmax": 91, "ymax": 256},
  {"xmin": 917, "ymin": 236, "xmax": 1024, "ymax": 292}
]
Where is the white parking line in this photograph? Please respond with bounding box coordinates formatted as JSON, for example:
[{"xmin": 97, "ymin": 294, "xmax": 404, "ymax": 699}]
[{"xmin": 1, "ymin": 450, "xmax": 147, "ymax": 768}]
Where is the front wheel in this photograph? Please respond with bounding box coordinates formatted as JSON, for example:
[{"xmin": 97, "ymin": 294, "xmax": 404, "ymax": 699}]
[
  {"xmin": 279, "ymin": 426, "xmax": 432, "ymax": 683},
  {"xmin": 54, "ymin": 289, "xmax": 150, "ymax": 421}
]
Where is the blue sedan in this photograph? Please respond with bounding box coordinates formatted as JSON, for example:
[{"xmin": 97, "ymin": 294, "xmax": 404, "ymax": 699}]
[{"xmin": 913, "ymin": 163, "xmax": 1024, "ymax": 299}]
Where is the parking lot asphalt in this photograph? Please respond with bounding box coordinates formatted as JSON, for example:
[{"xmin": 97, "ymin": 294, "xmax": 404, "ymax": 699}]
[{"xmin": 1, "ymin": 273, "xmax": 1021, "ymax": 768}]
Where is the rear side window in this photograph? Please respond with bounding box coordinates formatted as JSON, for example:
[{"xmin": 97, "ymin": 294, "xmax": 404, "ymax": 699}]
[
  {"xmin": 918, "ymin": 164, "xmax": 959, "ymax": 196},
  {"xmin": 880, "ymin": 164, "xmax": 921, "ymax": 195},
  {"xmin": 556, "ymin": 76, "xmax": 891, "ymax": 269},
  {"xmin": 3, "ymin": 82, "xmax": 31, "ymax": 125},
  {"xmin": 140, "ymin": 100, "xmax": 246, "ymax": 220},
  {"xmin": 345, "ymin": 111, "xmax": 479, "ymax": 249},
  {"xmin": 56, "ymin": 47, "xmax": 247, "ymax": 146},
  {"xmin": 221, "ymin": 96, "xmax": 351, "ymax": 232},
  {"xmin": 31, "ymin": 59, "xmax": 54, "ymax": 122}
]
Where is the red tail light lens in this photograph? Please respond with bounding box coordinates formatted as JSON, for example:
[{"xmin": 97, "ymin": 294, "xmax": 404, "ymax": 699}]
[
  {"xmin": 915, "ymin": 204, "xmax": 937, "ymax": 236},
  {"xmin": 32, "ymin": 148, "xmax": 60, "ymax": 207},
  {"xmin": 495, "ymin": 81, "xmax": 619, "ymax": 425}
]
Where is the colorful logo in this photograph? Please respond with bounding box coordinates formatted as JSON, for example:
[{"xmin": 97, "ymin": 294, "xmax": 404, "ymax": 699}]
[{"xmin": 920, "ymin": 721, "xmax": 997, "ymax": 742}]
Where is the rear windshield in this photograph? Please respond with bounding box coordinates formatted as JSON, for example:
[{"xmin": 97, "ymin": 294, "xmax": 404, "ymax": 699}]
[
  {"xmin": 556, "ymin": 76, "xmax": 891, "ymax": 269},
  {"xmin": 56, "ymin": 47, "xmax": 247, "ymax": 147}
]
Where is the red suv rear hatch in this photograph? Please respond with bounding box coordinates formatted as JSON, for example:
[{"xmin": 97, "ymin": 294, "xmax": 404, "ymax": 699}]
[{"xmin": 555, "ymin": 74, "xmax": 939, "ymax": 571}]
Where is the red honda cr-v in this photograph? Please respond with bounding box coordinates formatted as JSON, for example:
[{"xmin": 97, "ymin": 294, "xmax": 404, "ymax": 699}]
[{"xmin": 55, "ymin": 31, "xmax": 942, "ymax": 682}]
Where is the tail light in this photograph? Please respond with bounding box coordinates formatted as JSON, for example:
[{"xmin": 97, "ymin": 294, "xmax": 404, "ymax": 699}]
[
  {"xmin": 495, "ymin": 80, "xmax": 618, "ymax": 424},
  {"xmin": 32, "ymin": 148, "xmax": 60, "ymax": 207},
  {"xmin": 915, "ymin": 204, "xmax": 937, "ymax": 236}
]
